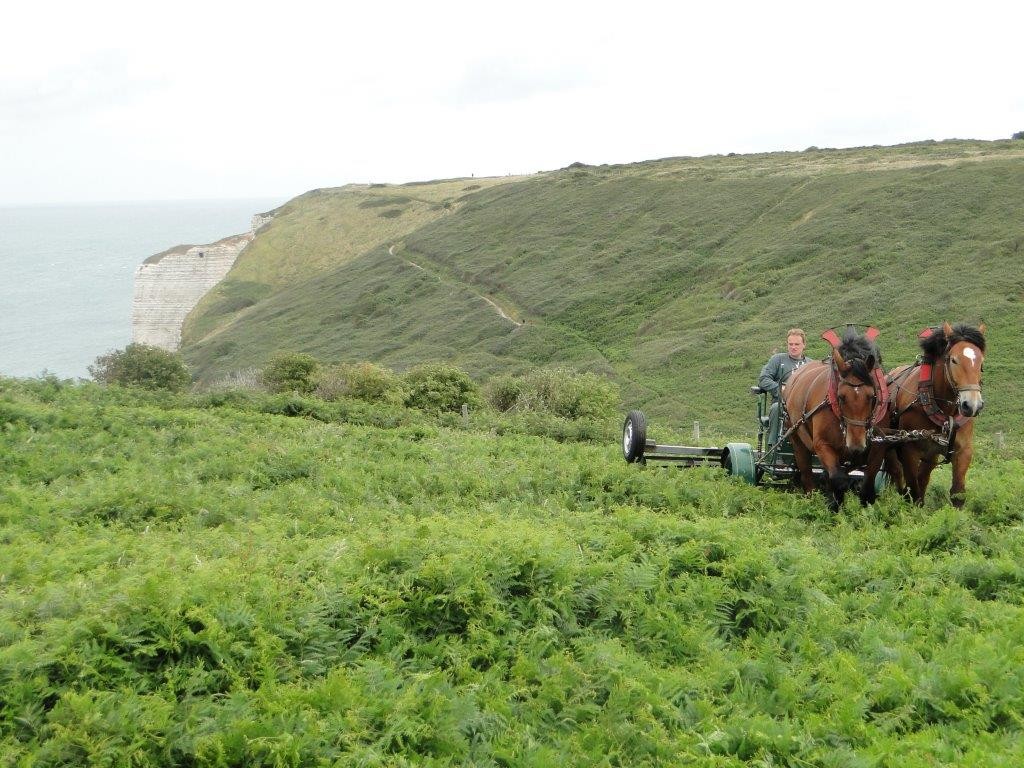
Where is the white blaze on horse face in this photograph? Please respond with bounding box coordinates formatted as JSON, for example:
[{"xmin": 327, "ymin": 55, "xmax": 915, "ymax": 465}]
[{"xmin": 955, "ymin": 345, "xmax": 984, "ymax": 416}]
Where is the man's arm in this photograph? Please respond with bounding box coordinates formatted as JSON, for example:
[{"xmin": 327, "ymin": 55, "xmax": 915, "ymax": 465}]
[{"xmin": 758, "ymin": 354, "xmax": 782, "ymax": 395}]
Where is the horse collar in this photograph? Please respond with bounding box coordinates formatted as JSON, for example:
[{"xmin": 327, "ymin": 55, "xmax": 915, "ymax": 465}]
[{"xmin": 827, "ymin": 364, "xmax": 890, "ymax": 426}]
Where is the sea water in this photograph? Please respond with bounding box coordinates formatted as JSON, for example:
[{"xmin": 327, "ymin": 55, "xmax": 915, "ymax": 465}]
[{"xmin": 0, "ymin": 198, "xmax": 283, "ymax": 379}]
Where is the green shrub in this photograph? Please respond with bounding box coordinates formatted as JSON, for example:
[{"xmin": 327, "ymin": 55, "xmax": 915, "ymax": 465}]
[
  {"xmin": 1013, "ymin": 131, "xmax": 1024, "ymax": 140},
  {"xmin": 262, "ymin": 353, "xmax": 320, "ymax": 394},
  {"xmin": 484, "ymin": 368, "xmax": 620, "ymax": 420},
  {"xmin": 89, "ymin": 344, "xmax": 191, "ymax": 392},
  {"xmin": 485, "ymin": 375, "xmax": 523, "ymax": 413},
  {"xmin": 402, "ymin": 363, "xmax": 480, "ymax": 413},
  {"xmin": 204, "ymin": 367, "xmax": 265, "ymax": 392},
  {"xmin": 316, "ymin": 362, "xmax": 407, "ymax": 405}
]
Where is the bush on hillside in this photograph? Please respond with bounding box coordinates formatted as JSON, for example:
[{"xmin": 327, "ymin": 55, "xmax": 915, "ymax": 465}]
[
  {"xmin": 1013, "ymin": 131, "xmax": 1024, "ymax": 140},
  {"xmin": 402, "ymin": 363, "xmax": 480, "ymax": 413},
  {"xmin": 262, "ymin": 352, "xmax": 320, "ymax": 394},
  {"xmin": 89, "ymin": 344, "xmax": 191, "ymax": 392},
  {"xmin": 204, "ymin": 367, "xmax": 265, "ymax": 392},
  {"xmin": 485, "ymin": 368, "xmax": 620, "ymax": 420},
  {"xmin": 316, "ymin": 362, "xmax": 407, "ymax": 405}
]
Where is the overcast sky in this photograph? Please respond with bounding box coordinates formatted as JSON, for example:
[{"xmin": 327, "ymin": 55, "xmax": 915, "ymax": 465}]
[{"xmin": 3, "ymin": 0, "xmax": 1022, "ymax": 205}]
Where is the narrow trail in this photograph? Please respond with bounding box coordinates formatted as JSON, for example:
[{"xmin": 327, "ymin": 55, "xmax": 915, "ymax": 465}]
[{"xmin": 389, "ymin": 244, "xmax": 523, "ymax": 327}]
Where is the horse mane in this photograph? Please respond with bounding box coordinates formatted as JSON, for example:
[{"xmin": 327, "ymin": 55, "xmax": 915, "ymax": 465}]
[
  {"xmin": 838, "ymin": 326, "xmax": 881, "ymax": 382},
  {"xmin": 919, "ymin": 323, "xmax": 987, "ymax": 358}
]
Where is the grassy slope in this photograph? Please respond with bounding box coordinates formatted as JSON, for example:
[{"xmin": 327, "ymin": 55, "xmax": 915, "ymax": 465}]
[
  {"xmin": 181, "ymin": 141, "xmax": 1024, "ymax": 440},
  {"xmin": 182, "ymin": 176, "xmax": 528, "ymax": 346},
  {"xmin": 3, "ymin": 379, "xmax": 1024, "ymax": 765}
]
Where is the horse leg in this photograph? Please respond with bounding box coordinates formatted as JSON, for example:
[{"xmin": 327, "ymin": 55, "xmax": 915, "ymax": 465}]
[
  {"xmin": 901, "ymin": 444, "xmax": 925, "ymax": 505},
  {"xmin": 814, "ymin": 441, "xmax": 846, "ymax": 512},
  {"xmin": 859, "ymin": 443, "xmax": 887, "ymax": 506},
  {"xmin": 883, "ymin": 448, "xmax": 906, "ymax": 497},
  {"xmin": 949, "ymin": 429, "xmax": 975, "ymax": 508},
  {"xmin": 915, "ymin": 455, "xmax": 941, "ymax": 506},
  {"xmin": 791, "ymin": 437, "xmax": 816, "ymax": 494}
]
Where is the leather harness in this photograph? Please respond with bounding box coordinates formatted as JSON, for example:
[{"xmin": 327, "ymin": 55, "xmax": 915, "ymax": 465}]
[
  {"xmin": 827, "ymin": 364, "xmax": 889, "ymax": 428},
  {"xmin": 884, "ymin": 333, "xmax": 984, "ymax": 459}
]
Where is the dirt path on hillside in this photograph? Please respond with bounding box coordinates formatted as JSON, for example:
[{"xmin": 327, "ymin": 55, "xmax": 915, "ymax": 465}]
[{"xmin": 390, "ymin": 244, "xmax": 523, "ymax": 327}]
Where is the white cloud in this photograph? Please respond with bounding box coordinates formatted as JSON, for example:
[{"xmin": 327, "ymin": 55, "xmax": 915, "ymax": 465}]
[{"xmin": 2, "ymin": 0, "xmax": 1022, "ymax": 204}]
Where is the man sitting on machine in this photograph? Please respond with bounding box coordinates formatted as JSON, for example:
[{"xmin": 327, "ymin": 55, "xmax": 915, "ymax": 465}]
[{"xmin": 757, "ymin": 328, "xmax": 809, "ymax": 447}]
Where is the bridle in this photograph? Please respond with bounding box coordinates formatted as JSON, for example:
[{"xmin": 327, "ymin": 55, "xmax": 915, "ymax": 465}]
[
  {"xmin": 830, "ymin": 364, "xmax": 879, "ymax": 437},
  {"xmin": 941, "ymin": 344, "xmax": 983, "ymax": 403},
  {"xmin": 795, "ymin": 362, "xmax": 881, "ymax": 443},
  {"xmin": 914, "ymin": 341, "xmax": 984, "ymax": 426}
]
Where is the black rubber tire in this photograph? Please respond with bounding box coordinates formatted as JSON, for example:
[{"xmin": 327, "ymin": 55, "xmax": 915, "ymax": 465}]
[{"xmin": 622, "ymin": 410, "xmax": 647, "ymax": 463}]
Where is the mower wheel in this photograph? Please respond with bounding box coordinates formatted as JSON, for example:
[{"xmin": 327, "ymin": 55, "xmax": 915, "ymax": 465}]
[{"xmin": 622, "ymin": 410, "xmax": 647, "ymax": 463}]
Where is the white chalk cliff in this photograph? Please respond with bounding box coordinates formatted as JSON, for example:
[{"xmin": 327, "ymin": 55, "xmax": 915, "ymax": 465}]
[{"xmin": 131, "ymin": 213, "xmax": 273, "ymax": 350}]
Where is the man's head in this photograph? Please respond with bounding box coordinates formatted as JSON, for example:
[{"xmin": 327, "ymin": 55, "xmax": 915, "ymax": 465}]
[{"xmin": 786, "ymin": 328, "xmax": 806, "ymax": 359}]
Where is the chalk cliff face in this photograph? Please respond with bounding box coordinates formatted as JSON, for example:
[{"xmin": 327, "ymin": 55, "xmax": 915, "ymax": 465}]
[{"xmin": 131, "ymin": 213, "xmax": 272, "ymax": 350}]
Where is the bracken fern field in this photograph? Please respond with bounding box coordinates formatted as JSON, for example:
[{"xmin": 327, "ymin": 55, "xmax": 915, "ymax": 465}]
[{"xmin": 2, "ymin": 377, "xmax": 1024, "ymax": 766}]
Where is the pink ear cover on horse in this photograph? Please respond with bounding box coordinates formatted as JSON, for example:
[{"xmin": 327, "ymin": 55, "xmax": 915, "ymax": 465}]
[
  {"xmin": 918, "ymin": 327, "xmax": 936, "ymax": 340},
  {"xmin": 821, "ymin": 329, "xmax": 842, "ymax": 348},
  {"xmin": 865, "ymin": 326, "xmax": 880, "ymax": 341}
]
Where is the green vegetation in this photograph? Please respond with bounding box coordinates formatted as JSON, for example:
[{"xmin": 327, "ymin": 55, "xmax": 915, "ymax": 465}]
[
  {"xmin": 179, "ymin": 140, "xmax": 1024, "ymax": 442},
  {"xmin": 89, "ymin": 344, "xmax": 191, "ymax": 392},
  {"xmin": 486, "ymin": 368, "xmax": 621, "ymax": 420},
  {"xmin": 3, "ymin": 377, "xmax": 1024, "ymax": 765},
  {"xmin": 316, "ymin": 362, "xmax": 408, "ymax": 406},
  {"xmin": 262, "ymin": 352, "xmax": 321, "ymax": 394},
  {"xmin": 402, "ymin": 363, "xmax": 481, "ymax": 414}
]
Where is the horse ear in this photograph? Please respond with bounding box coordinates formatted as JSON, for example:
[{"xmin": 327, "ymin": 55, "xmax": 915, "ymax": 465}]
[
  {"xmin": 942, "ymin": 321, "xmax": 954, "ymax": 336},
  {"xmin": 865, "ymin": 326, "xmax": 880, "ymax": 341},
  {"xmin": 918, "ymin": 327, "xmax": 935, "ymax": 340},
  {"xmin": 979, "ymin": 322, "xmax": 987, "ymax": 335},
  {"xmin": 831, "ymin": 346, "xmax": 849, "ymax": 373},
  {"xmin": 821, "ymin": 329, "xmax": 842, "ymax": 348}
]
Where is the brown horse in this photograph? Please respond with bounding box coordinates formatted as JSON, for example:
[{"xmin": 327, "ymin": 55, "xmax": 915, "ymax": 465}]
[
  {"xmin": 783, "ymin": 327, "xmax": 888, "ymax": 511},
  {"xmin": 861, "ymin": 322, "xmax": 986, "ymax": 508}
]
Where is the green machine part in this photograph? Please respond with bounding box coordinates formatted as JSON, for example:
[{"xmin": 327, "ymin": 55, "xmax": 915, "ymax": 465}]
[{"xmin": 723, "ymin": 442, "xmax": 757, "ymax": 485}]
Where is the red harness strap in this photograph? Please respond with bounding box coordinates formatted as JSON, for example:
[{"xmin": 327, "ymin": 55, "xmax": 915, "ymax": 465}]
[
  {"xmin": 827, "ymin": 370, "xmax": 841, "ymax": 419},
  {"xmin": 871, "ymin": 366, "xmax": 890, "ymax": 426}
]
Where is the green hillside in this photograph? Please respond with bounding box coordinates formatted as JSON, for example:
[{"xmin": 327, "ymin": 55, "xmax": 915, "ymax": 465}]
[
  {"xmin": 181, "ymin": 140, "xmax": 1024, "ymax": 438},
  {"xmin": 3, "ymin": 378, "xmax": 1024, "ymax": 765},
  {"xmin": 184, "ymin": 176, "xmax": 526, "ymax": 345}
]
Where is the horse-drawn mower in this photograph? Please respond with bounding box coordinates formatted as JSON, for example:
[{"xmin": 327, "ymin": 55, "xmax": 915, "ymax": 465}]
[
  {"xmin": 623, "ymin": 326, "xmax": 892, "ymax": 498},
  {"xmin": 622, "ymin": 388, "xmax": 886, "ymax": 494},
  {"xmin": 623, "ymin": 322, "xmax": 987, "ymax": 508}
]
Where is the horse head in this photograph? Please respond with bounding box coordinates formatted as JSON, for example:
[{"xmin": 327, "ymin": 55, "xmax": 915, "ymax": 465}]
[
  {"xmin": 939, "ymin": 322, "xmax": 986, "ymax": 417},
  {"xmin": 826, "ymin": 327, "xmax": 882, "ymax": 457}
]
